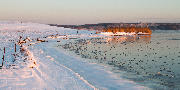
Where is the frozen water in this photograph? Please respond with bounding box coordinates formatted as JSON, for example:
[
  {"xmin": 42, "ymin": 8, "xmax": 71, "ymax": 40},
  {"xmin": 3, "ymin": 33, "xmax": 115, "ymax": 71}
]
[{"xmin": 61, "ymin": 30, "xmax": 180, "ymax": 89}]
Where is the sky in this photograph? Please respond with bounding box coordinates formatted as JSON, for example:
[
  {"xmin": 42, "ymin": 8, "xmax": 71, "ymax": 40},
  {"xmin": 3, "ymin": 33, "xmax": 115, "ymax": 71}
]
[{"xmin": 0, "ymin": 0, "xmax": 180, "ymax": 25}]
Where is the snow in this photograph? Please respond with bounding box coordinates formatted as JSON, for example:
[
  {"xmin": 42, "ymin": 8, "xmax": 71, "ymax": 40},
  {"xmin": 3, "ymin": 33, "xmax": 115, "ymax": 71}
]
[{"xmin": 0, "ymin": 21, "xmax": 148, "ymax": 89}]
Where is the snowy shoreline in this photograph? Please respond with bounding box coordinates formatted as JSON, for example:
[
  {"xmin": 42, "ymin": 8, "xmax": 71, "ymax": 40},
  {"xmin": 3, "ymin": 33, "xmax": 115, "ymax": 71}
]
[{"xmin": 0, "ymin": 21, "xmax": 148, "ymax": 89}]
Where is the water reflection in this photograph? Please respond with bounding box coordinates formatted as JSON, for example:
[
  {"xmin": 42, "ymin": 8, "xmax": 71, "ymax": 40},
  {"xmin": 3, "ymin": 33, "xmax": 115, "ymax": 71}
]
[
  {"xmin": 61, "ymin": 33, "xmax": 180, "ymax": 90},
  {"xmin": 104, "ymin": 35, "xmax": 151, "ymax": 44}
]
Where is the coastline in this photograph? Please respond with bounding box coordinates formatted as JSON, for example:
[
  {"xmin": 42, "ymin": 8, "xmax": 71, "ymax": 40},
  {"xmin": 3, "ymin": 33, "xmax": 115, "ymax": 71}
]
[
  {"xmin": 0, "ymin": 21, "xmax": 179, "ymax": 89},
  {"xmin": 33, "ymin": 42, "xmax": 148, "ymax": 90}
]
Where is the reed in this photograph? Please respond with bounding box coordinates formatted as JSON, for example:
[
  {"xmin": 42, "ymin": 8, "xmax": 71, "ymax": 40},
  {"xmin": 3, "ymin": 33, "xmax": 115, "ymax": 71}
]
[{"xmin": 102, "ymin": 27, "xmax": 152, "ymax": 34}]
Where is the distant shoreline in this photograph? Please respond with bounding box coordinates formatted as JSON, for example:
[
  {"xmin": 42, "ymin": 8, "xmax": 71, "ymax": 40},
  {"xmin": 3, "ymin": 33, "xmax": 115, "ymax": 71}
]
[{"xmin": 49, "ymin": 23, "xmax": 180, "ymax": 30}]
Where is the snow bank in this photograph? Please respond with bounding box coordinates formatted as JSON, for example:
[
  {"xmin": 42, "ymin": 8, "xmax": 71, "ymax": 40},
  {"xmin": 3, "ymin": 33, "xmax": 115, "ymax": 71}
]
[{"xmin": 0, "ymin": 21, "xmax": 96, "ymax": 89}]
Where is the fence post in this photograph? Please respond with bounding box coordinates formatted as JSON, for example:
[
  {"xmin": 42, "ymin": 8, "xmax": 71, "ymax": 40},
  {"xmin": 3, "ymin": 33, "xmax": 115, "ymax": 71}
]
[
  {"xmin": 15, "ymin": 43, "xmax": 16, "ymax": 53},
  {"xmin": 1, "ymin": 47, "xmax": 5, "ymax": 67}
]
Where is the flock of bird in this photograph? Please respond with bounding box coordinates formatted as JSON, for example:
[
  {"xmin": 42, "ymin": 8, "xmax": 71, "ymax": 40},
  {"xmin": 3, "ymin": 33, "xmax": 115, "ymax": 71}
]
[{"xmin": 61, "ymin": 36, "xmax": 180, "ymax": 89}]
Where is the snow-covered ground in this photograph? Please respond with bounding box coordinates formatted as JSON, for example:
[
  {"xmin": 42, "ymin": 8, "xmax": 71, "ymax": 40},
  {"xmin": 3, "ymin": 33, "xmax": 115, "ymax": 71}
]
[{"xmin": 0, "ymin": 21, "xmax": 148, "ymax": 90}]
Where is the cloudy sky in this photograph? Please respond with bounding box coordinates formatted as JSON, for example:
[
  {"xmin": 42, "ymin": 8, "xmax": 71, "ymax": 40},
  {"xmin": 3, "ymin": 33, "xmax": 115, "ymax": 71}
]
[{"xmin": 0, "ymin": 0, "xmax": 180, "ymax": 24}]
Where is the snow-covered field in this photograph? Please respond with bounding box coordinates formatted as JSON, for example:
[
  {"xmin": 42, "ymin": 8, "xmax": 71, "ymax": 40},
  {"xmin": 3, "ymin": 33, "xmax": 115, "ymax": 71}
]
[{"xmin": 0, "ymin": 21, "xmax": 147, "ymax": 90}]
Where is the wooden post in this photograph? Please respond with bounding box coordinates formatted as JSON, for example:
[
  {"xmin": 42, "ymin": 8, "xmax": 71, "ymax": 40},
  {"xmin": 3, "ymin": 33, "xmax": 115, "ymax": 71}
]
[
  {"xmin": 1, "ymin": 47, "xmax": 5, "ymax": 67},
  {"xmin": 15, "ymin": 43, "xmax": 16, "ymax": 52},
  {"xmin": 4, "ymin": 47, "xmax": 5, "ymax": 54},
  {"xmin": 2, "ymin": 55, "xmax": 4, "ymax": 67}
]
